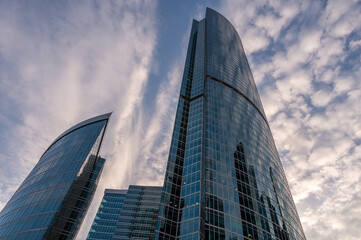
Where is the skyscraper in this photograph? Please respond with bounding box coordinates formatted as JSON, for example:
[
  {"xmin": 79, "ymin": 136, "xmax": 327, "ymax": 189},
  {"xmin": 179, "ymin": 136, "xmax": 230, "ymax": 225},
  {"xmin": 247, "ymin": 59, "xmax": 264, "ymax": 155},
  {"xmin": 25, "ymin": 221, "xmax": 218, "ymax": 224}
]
[
  {"xmin": 112, "ymin": 186, "xmax": 162, "ymax": 239},
  {"xmin": 87, "ymin": 186, "xmax": 162, "ymax": 240},
  {"xmin": 155, "ymin": 8, "xmax": 306, "ymax": 240},
  {"xmin": 0, "ymin": 113, "xmax": 111, "ymax": 240},
  {"xmin": 87, "ymin": 189, "xmax": 127, "ymax": 240}
]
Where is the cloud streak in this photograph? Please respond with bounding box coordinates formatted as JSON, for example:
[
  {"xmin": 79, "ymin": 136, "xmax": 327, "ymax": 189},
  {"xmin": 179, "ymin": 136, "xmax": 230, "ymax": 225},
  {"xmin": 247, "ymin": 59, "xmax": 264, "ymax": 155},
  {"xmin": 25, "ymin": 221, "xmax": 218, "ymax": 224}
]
[{"xmin": 0, "ymin": 0, "xmax": 164, "ymax": 238}]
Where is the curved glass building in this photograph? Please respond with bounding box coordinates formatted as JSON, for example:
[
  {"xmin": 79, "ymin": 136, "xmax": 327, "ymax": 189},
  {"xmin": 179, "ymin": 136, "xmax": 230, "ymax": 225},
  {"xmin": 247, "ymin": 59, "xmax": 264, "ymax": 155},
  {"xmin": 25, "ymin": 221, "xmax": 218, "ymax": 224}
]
[
  {"xmin": 0, "ymin": 113, "xmax": 111, "ymax": 240},
  {"xmin": 155, "ymin": 8, "xmax": 306, "ymax": 240}
]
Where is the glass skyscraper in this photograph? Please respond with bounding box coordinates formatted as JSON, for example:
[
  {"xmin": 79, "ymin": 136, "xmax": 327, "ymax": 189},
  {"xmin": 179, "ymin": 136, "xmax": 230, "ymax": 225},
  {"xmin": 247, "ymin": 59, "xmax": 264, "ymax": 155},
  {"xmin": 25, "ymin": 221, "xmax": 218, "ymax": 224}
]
[
  {"xmin": 0, "ymin": 113, "xmax": 111, "ymax": 240},
  {"xmin": 87, "ymin": 189, "xmax": 127, "ymax": 240},
  {"xmin": 87, "ymin": 186, "xmax": 162, "ymax": 240},
  {"xmin": 155, "ymin": 8, "xmax": 306, "ymax": 240},
  {"xmin": 112, "ymin": 186, "xmax": 162, "ymax": 239}
]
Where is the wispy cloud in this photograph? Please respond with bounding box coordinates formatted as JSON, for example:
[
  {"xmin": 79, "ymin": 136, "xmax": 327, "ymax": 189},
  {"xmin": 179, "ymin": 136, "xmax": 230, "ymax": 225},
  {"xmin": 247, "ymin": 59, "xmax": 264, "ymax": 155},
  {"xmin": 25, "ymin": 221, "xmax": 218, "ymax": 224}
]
[
  {"xmin": 0, "ymin": 0, "xmax": 205, "ymax": 238},
  {"xmin": 79, "ymin": 15, "xmax": 191, "ymax": 240},
  {"xmin": 222, "ymin": 0, "xmax": 361, "ymax": 239},
  {"xmin": 0, "ymin": 0, "xmax": 160, "ymax": 238}
]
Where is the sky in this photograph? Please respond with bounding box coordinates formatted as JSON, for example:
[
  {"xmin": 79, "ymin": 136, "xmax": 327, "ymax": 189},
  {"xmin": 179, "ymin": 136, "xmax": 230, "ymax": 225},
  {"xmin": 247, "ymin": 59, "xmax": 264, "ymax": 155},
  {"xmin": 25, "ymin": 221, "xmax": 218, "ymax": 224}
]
[{"xmin": 0, "ymin": 0, "xmax": 360, "ymax": 239}]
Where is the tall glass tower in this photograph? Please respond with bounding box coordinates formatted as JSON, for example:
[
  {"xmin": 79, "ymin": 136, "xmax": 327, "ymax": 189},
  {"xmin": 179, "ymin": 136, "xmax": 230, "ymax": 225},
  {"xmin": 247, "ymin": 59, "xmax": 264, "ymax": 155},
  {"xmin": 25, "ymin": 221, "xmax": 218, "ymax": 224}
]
[
  {"xmin": 155, "ymin": 8, "xmax": 306, "ymax": 240},
  {"xmin": 0, "ymin": 113, "xmax": 111, "ymax": 240}
]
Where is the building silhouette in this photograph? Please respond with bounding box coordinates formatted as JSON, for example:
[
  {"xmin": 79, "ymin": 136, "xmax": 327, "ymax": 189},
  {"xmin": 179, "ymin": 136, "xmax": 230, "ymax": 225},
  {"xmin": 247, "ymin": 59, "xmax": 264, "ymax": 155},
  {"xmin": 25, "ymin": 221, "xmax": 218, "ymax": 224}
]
[
  {"xmin": 155, "ymin": 8, "xmax": 306, "ymax": 240},
  {"xmin": 0, "ymin": 113, "xmax": 111, "ymax": 240}
]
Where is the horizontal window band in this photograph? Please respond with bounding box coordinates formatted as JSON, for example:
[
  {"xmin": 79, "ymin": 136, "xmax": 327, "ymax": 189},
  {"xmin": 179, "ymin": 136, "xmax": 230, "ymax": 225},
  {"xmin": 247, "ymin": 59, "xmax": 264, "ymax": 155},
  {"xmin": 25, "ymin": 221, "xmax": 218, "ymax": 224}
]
[
  {"xmin": 205, "ymin": 75, "xmax": 269, "ymax": 129},
  {"xmin": 180, "ymin": 93, "xmax": 205, "ymax": 102}
]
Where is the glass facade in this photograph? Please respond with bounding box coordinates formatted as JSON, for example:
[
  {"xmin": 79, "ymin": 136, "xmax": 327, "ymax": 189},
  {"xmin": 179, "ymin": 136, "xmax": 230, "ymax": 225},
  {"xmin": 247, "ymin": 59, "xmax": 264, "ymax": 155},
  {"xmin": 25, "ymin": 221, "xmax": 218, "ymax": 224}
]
[
  {"xmin": 155, "ymin": 8, "xmax": 306, "ymax": 240},
  {"xmin": 87, "ymin": 186, "xmax": 162, "ymax": 240},
  {"xmin": 0, "ymin": 113, "xmax": 111, "ymax": 240},
  {"xmin": 87, "ymin": 189, "xmax": 127, "ymax": 240},
  {"xmin": 112, "ymin": 186, "xmax": 162, "ymax": 239}
]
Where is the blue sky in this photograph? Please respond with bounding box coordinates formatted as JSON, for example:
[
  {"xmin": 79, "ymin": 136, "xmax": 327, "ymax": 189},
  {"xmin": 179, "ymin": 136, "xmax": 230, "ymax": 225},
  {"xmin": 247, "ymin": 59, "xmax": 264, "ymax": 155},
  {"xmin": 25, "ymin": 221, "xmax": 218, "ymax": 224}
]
[{"xmin": 0, "ymin": 0, "xmax": 360, "ymax": 239}]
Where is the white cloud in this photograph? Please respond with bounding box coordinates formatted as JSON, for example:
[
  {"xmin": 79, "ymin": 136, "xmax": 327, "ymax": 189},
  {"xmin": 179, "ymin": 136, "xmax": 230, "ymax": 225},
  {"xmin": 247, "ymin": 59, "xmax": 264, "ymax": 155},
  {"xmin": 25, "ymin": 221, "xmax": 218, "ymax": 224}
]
[
  {"xmin": 261, "ymin": 85, "xmax": 284, "ymax": 118},
  {"xmin": 299, "ymin": 30, "xmax": 323, "ymax": 53},
  {"xmin": 311, "ymin": 89, "xmax": 334, "ymax": 107},
  {"xmin": 313, "ymin": 37, "xmax": 344, "ymax": 71},
  {"xmin": 334, "ymin": 76, "xmax": 355, "ymax": 94},
  {"xmin": 255, "ymin": 2, "xmax": 300, "ymax": 40},
  {"xmin": 322, "ymin": 0, "xmax": 360, "ymax": 38},
  {"xmin": 275, "ymin": 70, "xmax": 312, "ymax": 102},
  {"xmin": 308, "ymin": 146, "xmax": 337, "ymax": 166},
  {"xmin": 243, "ymin": 27, "xmax": 270, "ymax": 53},
  {"xmin": 349, "ymin": 39, "xmax": 361, "ymax": 49},
  {"xmin": 222, "ymin": 0, "xmax": 302, "ymax": 54}
]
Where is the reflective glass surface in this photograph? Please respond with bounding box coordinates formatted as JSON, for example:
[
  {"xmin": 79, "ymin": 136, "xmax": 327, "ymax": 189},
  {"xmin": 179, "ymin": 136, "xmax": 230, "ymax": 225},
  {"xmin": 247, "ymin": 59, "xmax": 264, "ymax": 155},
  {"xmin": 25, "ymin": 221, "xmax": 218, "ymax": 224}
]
[
  {"xmin": 87, "ymin": 189, "xmax": 127, "ymax": 240},
  {"xmin": 0, "ymin": 113, "xmax": 110, "ymax": 240},
  {"xmin": 155, "ymin": 8, "xmax": 306, "ymax": 240},
  {"xmin": 112, "ymin": 186, "xmax": 162, "ymax": 239}
]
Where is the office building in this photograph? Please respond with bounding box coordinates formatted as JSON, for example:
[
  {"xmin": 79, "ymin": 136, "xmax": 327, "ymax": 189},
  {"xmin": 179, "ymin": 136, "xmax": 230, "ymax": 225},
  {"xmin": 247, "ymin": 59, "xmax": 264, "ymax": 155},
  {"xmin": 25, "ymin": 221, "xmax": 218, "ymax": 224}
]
[
  {"xmin": 155, "ymin": 8, "xmax": 306, "ymax": 240},
  {"xmin": 112, "ymin": 186, "xmax": 162, "ymax": 239},
  {"xmin": 87, "ymin": 186, "xmax": 162, "ymax": 240},
  {"xmin": 0, "ymin": 113, "xmax": 111, "ymax": 240},
  {"xmin": 87, "ymin": 189, "xmax": 127, "ymax": 239}
]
